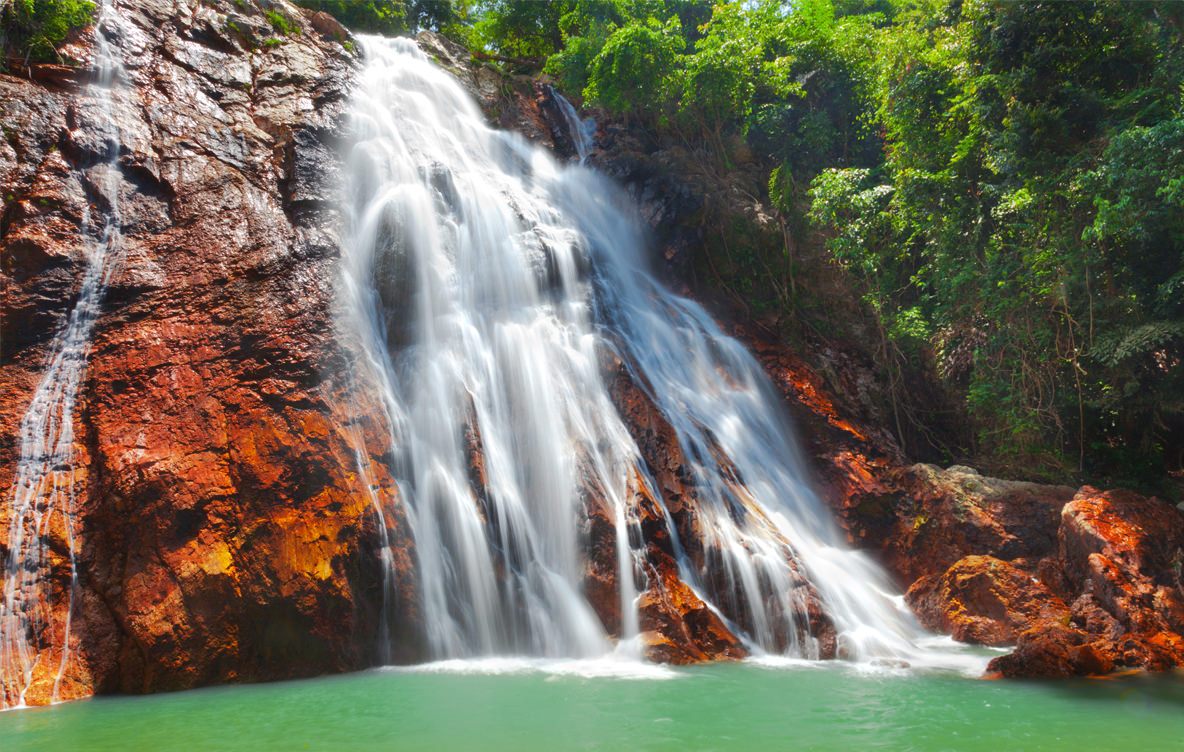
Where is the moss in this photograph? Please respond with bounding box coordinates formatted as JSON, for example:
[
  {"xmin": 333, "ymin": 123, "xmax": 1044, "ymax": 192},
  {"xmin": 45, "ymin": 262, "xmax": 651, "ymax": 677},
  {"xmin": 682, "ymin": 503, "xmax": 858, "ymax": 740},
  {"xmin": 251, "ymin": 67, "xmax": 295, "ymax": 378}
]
[
  {"xmin": 265, "ymin": 9, "xmax": 299, "ymax": 37},
  {"xmin": 262, "ymin": 36, "xmax": 284, "ymax": 49}
]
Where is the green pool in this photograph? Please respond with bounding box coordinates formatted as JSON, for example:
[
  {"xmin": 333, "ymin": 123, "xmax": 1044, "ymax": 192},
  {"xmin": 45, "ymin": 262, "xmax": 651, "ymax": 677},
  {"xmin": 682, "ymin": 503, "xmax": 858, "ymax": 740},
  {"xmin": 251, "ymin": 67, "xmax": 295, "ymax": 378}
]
[{"xmin": 3, "ymin": 658, "xmax": 1182, "ymax": 751}]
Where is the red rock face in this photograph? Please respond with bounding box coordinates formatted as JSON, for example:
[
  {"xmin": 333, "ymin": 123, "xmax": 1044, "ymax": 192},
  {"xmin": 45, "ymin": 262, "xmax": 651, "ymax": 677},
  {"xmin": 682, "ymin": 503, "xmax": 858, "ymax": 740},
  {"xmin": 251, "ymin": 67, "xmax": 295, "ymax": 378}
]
[
  {"xmin": 1, "ymin": 1, "xmax": 419, "ymax": 706},
  {"xmin": 986, "ymin": 488, "xmax": 1184, "ymax": 677},
  {"xmin": 906, "ymin": 556, "xmax": 1069, "ymax": 646}
]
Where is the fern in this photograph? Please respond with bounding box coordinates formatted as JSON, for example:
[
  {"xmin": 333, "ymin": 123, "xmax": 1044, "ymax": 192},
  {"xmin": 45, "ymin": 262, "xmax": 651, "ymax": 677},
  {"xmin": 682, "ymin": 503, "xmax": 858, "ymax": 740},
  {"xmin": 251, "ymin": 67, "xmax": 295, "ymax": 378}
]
[{"xmin": 1090, "ymin": 321, "xmax": 1184, "ymax": 367}]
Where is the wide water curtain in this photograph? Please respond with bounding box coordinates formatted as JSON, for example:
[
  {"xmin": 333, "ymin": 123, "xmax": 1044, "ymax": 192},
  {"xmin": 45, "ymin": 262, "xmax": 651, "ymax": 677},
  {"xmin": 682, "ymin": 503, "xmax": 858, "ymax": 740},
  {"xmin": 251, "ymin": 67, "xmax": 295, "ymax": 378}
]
[{"xmin": 340, "ymin": 35, "xmax": 939, "ymax": 667}]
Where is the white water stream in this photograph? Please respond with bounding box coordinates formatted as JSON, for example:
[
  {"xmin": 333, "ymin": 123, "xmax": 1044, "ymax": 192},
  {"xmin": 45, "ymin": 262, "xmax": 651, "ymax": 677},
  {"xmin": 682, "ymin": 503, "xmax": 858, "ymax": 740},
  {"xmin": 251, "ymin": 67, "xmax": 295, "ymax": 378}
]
[
  {"xmin": 549, "ymin": 87, "xmax": 596, "ymax": 165},
  {"xmin": 341, "ymin": 37, "xmax": 978, "ymax": 672},
  {"xmin": 0, "ymin": 0, "xmax": 127, "ymax": 708}
]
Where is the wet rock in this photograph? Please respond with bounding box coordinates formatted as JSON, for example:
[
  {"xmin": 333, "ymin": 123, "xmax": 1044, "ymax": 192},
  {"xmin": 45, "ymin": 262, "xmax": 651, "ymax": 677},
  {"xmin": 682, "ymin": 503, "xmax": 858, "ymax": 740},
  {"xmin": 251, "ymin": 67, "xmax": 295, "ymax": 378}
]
[
  {"xmin": 906, "ymin": 556, "xmax": 1069, "ymax": 646},
  {"xmin": 638, "ymin": 557, "xmax": 748, "ymax": 664},
  {"xmin": 0, "ymin": 0, "xmax": 422, "ymax": 706},
  {"xmin": 581, "ymin": 458, "xmax": 748, "ymax": 662},
  {"xmin": 988, "ymin": 625, "xmax": 1115, "ymax": 678},
  {"xmin": 601, "ymin": 355, "xmax": 835, "ymax": 660}
]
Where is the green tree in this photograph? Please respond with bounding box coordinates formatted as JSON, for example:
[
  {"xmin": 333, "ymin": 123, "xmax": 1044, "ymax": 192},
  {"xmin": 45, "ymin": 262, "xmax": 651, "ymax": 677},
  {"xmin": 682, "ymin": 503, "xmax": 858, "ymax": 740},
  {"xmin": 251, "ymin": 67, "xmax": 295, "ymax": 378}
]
[
  {"xmin": 473, "ymin": 0, "xmax": 573, "ymax": 59},
  {"xmin": 583, "ymin": 20, "xmax": 681, "ymax": 121},
  {"xmin": 809, "ymin": 0, "xmax": 1184, "ymax": 484},
  {"xmin": 0, "ymin": 0, "xmax": 95, "ymax": 63},
  {"xmin": 293, "ymin": 1, "xmax": 465, "ymax": 36}
]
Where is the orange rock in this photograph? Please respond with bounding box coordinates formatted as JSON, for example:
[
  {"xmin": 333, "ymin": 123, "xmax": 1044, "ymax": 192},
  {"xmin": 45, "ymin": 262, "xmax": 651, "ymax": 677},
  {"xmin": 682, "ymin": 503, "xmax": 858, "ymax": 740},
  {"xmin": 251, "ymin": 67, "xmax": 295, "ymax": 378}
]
[
  {"xmin": 637, "ymin": 558, "xmax": 748, "ymax": 664},
  {"xmin": 0, "ymin": 0, "xmax": 417, "ymax": 706},
  {"xmin": 906, "ymin": 556, "xmax": 1070, "ymax": 646},
  {"xmin": 988, "ymin": 625, "xmax": 1116, "ymax": 678}
]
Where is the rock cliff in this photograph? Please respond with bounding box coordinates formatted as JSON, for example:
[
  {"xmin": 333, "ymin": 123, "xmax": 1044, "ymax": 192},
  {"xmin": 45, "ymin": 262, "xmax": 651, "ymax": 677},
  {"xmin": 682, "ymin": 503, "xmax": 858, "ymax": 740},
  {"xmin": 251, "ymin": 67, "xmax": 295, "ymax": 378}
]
[{"xmin": 1, "ymin": 0, "xmax": 418, "ymax": 705}]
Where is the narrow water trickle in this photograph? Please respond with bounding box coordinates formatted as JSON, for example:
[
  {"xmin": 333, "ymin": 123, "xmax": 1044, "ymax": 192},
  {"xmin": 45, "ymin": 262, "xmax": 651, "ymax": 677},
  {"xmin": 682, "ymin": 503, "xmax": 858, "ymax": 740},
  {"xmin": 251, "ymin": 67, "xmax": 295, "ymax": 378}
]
[
  {"xmin": 549, "ymin": 87, "xmax": 596, "ymax": 165},
  {"xmin": 0, "ymin": 0, "xmax": 127, "ymax": 709},
  {"xmin": 340, "ymin": 36, "xmax": 980, "ymax": 673}
]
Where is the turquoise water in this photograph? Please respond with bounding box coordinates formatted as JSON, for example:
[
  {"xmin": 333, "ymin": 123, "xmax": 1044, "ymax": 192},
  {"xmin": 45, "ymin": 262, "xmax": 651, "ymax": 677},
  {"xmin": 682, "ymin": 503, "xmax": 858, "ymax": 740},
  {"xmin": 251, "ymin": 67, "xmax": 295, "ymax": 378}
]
[{"xmin": 2, "ymin": 660, "xmax": 1182, "ymax": 751}]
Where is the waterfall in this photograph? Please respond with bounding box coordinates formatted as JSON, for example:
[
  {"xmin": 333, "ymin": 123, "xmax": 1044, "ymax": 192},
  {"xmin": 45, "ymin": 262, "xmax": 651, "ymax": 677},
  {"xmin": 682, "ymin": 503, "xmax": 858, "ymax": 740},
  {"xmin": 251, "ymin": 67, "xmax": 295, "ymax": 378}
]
[
  {"xmin": 0, "ymin": 0, "xmax": 126, "ymax": 708},
  {"xmin": 341, "ymin": 36, "xmax": 966, "ymax": 670}
]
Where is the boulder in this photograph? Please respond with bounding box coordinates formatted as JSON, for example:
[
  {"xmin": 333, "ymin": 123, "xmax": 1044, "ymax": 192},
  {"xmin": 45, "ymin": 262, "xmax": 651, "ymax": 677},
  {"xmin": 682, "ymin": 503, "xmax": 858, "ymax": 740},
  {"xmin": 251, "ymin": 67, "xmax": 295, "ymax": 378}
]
[{"xmin": 906, "ymin": 556, "xmax": 1069, "ymax": 646}]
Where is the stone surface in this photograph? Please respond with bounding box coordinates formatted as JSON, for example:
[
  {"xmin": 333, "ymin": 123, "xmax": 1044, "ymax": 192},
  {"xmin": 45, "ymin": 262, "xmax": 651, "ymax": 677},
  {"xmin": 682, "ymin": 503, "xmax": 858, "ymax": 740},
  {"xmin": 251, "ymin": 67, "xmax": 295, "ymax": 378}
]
[
  {"xmin": 603, "ymin": 356, "xmax": 834, "ymax": 661},
  {"xmin": 906, "ymin": 556, "xmax": 1069, "ymax": 646},
  {"xmin": 0, "ymin": 0, "xmax": 418, "ymax": 706},
  {"xmin": 983, "ymin": 488, "xmax": 1184, "ymax": 677}
]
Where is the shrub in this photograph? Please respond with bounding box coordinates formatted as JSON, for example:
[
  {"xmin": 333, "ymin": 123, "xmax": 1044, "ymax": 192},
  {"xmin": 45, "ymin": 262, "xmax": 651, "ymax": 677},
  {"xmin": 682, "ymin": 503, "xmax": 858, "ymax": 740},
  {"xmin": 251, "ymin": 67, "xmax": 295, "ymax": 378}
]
[{"xmin": 0, "ymin": 0, "xmax": 96, "ymax": 64}]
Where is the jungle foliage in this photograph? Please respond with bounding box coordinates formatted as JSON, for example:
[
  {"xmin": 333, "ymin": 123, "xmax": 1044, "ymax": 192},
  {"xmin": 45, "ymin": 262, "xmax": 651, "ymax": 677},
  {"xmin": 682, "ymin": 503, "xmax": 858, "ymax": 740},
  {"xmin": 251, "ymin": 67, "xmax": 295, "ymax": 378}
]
[{"xmin": 0, "ymin": 0, "xmax": 94, "ymax": 64}]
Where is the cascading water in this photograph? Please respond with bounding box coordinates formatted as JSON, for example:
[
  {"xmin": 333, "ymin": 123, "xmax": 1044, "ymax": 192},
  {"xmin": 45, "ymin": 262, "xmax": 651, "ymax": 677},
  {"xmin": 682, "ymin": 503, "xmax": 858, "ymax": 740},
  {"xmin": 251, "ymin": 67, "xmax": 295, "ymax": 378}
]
[
  {"xmin": 0, "ymin": 0, "xmax": 127, "ymax": 708},
  {"xmin": 342, "ymin": 36, "xmax": 976, "ymax": 672}
]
